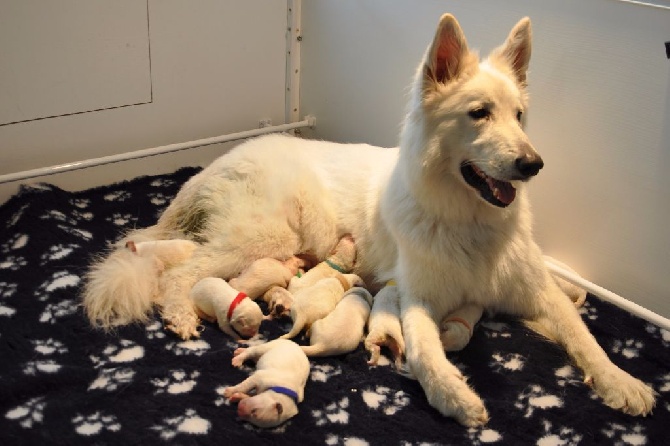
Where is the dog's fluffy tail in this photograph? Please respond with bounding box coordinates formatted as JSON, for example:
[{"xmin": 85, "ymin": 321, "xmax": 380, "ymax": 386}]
[
  {"xmin": 83, "ymin": 247, "xmax": 161, "ymax": 329},
  {"xmin": 82, "ymin": 225, "xmax": 181, "ymax": 329}
]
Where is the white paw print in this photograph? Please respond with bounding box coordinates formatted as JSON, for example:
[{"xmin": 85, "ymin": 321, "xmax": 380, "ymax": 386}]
[
  {"xmin": 657, "ymin": 372, "xmax": 670, "ymax": 393},
  {"xmin": 40, "ymin": 244, "xmax": 79, "ymax": 264},
  {"xmin": 23, "ymin": 338, "xmax": 68, "ymax": 375},
  {"xmin": 480, "ymin": 321, "xmax": 512, "ymax": 339},
  {"xmin": 645, "ymin": 323, "xmax": 670, "ymax": 347},
  {"xmin": 145, "ymin": 321, "xmax": 166, "ymax": 340},
  {"xmin": 0, "ymin": 255, "xmax": 27, "ymax": 271},
  {"xmin": 106, "ymin": 213, "xmax": 135, "ymax": 226},
  {"xmin": 1, "ymin": 233, "xmax": 28, "ymax": 252},
  {"xmin": 104, "ymin": 190, "xmax": 131, "ymax": 202},
  {"xmin": 39, "ymin": 299, "xmax": 78, "ymax": 324},
  {"xmin": 554, "ymin": 364, "xmax": 583, "ymax": 388},
  {"xmin": 490, "ymin": 352, "xmax": 525, "ymax": 373},
  {"xmin": 0, "ymin": 281, "xmax": 17, "ymax": 298},
  {"xmin": 72, "ymin": 210, "xmax": 93, "ymax": 221},
  {"xmin": 152, "ymin": 370, "xmax": 200, "ymax": 395},
  {"xmin": 325, "ymin": 434, "xmax": 370, "ymax": 445},
  {"xmin": 148, "ymin": 192, "xmax": 168, "ymax": 206},
  {"xmin": 578, "ymin": 301, "xmax": 598, "ymax": 320},
  {"xmin": 537, "ymin": 419, "xmax": 582, "ymax": 445},
  {"xmin": 611, "ymin": 339, "xmax": 643, "ymax": 359},
  {"xmin": 5, "ymin": 396, "xmax": 46, "ymax": 428},
  {"xmin": 151, "ymin": 178, "xmax": 176, "ymax": 188},
  {"xmin": 165, "ymin": 339, "xmax": 210, "ymax": 356},
  {"xmin": 35, "ymin": 271, "xmax": 81, "ymax": 301},
  {"xmin": 602, "ymin": 422, "xmax": 647, "ymax": 446},
  {"xmin": 40, "ymin": 209, "xmax": 72, "ymax": 224},
  {"xmin": 214, "ymin": 386, "xmax": 234, "ymax": 407},
  {"xmin": 88, "ymin": 368, "xmax": 135, "ymax": 392},
  {"xmin": 151, "ymin": 408, "xmax": 211, "ymax": 440},
  {"xmin": 312, "ymin": 397, "xmax": 350, "ymax": 426},
  {"xmin": 361, "ymin": 386, "xmax": 409, "ymax": 415},
  {"xmin": 72, "ymin": 412, "xmax": 121, "ymax": 436},
  {"xmin": 57, "ymin": 225, "xmax": 93, "ymax": 241},
  {"xmin": 90, "ymin": 340, "xmax": 145, "ymax": 368},
  {"xmin": 7, "ymin": 204, "xmax": 29, "ymax": 228},
  {"xmin": 514, "ymin": 384, "xmax": 563, "ymax": 418},
  {"xmin": 466, "ymin": 426, "xmax": 503, "ymax": 445},
  {"xmin": 311, "ymin": 363, "xmax": 342, "ymax": 382},
  {"xmin": 70, "ymin": 198, "xmax": 90, "ymax": 209}
]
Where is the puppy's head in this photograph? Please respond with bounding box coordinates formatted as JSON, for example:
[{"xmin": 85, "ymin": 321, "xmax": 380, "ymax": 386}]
[
  {"xmin": 403, "ymin": 14, "xmax": 542, "ymax": 209},
  {"xmin": 237, "ymin": 392, "xmax": 298, "ymax": 428}
]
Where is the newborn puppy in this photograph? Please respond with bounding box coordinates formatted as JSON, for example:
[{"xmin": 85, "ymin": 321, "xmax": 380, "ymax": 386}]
[
  {"xmin": 229, "ymin": 256, "xmax": 309, "ymax": 300},
  {"xmin": 301, "ymin": 287, "xmax": 372, "ymax": 357},
  {"xmin": 280, "ymin": 274, "xmax": 364, "ymax": 340},
  {"xmin": 439, "ymin": 303, "xmax": 483, "ymax": 352},
  {"xmin": 224, "ymin": 339, "xmax": 309, "ymax": 428},
  {"xmin": 287, "ymin": 234, "xmax": 356, "ymax": 293},
  {"xmin": 262, "ymin": 286, "xmax": 294, "ymax": 319},
  {"xmin": 365, "ymin": 283, "xmax": 405, "ymax": 367},
  {"xmin": 190, "ymin": 277, "xmax": 263, "ymax": 340}
]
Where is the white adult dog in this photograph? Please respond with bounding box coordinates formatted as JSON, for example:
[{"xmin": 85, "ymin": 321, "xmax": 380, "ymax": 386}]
[{"xmin": 83, "ymin": 14, "xmax": 655, "ymax": 426}]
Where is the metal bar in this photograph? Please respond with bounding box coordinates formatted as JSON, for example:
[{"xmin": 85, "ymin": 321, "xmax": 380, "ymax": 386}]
[
  {"xmin": 544, "ymin": 257, "xmax": 670, "ymax": 331},
  {"xmin": 0, "ymin": 117, "xmax": 315, "ymax": 184}
]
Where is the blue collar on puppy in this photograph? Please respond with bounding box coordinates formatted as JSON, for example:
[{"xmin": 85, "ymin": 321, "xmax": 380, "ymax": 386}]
[{"xmin": 268, "ymin": 386, "xmax": 299, "ymax": 403}]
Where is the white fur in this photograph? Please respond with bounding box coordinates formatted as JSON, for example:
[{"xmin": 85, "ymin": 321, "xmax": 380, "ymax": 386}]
[
  {"xmin": 224, "ymin": 339, "xmax": 309, "ymax": 428},
  {"xmin": 365, "ymin": 284, "xmax": 405, "ymax": 368},
  {"xmin": 301, "ymin": 287, "xmax": 373, "ymax": 357},
  {"xmin": 280, "ymin": 274, "xmax": 364, "ymax": 340},
  {"xmin": 83, "ymin": 13, "xmax": 655, "ymax": 425},
  {"xmin": 229, "ymin": 256, "xmax": 305, "ymax": 300},
  {"xmin": 190, "ymin": 277, "xmax": 263, "ymax": 339}
]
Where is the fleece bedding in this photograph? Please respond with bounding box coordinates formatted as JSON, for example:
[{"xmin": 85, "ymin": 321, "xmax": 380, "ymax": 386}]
[{"xmin": 0, "ymin": 166, "xmax": 668, "ymax": 445}]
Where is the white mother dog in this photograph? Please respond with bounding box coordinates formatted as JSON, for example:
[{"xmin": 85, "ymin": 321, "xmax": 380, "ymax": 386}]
[{"xmin": 84, "ymin": 14, "xmax": 655, "ymax": 426}]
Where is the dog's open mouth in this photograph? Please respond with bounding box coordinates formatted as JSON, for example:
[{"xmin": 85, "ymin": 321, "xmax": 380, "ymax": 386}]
[{"xmin": 460, "ymin": 163, "xmax": 516, "ymax": 208}]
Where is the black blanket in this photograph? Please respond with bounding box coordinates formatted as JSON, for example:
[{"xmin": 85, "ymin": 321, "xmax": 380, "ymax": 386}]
[{"xmin": 1, "ymin": 167, "xmax": 668, "ymax": 445}]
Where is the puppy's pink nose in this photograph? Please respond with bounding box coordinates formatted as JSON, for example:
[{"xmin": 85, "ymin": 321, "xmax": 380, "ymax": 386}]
[{"xmin": 238, "ymin": 400, "xmax": 251, "ymax": 418}]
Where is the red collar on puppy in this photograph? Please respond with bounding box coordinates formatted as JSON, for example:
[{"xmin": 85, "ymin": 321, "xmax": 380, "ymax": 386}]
[{"xmin": 227, "ymin": 292, "xmax": 248, "ymax": 321}]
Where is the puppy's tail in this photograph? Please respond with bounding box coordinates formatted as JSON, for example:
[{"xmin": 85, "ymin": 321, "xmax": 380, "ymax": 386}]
[{"xmin": 279, "ymin": 316, "xmax": 306, "ymax": 340}]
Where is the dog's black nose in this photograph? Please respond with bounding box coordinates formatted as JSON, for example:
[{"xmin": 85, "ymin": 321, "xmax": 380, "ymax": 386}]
[{"xmin": 515, "ymin": 155, "xmax": 544, "ymax": 178}]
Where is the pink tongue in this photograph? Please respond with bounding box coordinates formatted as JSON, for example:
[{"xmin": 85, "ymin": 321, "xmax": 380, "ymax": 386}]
[{"xmin": 487, "ymin": 177, "xmax": 516, "ymax": 205}]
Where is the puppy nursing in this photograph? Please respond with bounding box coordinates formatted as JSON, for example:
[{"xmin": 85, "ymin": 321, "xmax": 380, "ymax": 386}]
[
  {"xmin": 301, "ymin": 287, "xmax": 373, "ymax": 357},
  {"xmin": 190, "ymin": 277, "xmax": 263, "ymax": 340},
  {"xmin": 224, "ymin": 339, "xmax": 309, "ymax": 428}
]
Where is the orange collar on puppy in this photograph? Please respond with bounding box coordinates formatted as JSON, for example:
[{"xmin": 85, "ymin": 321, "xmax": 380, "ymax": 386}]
[{"xmin": 227, "ymin": 292, "xmax": 248, "ymax": 321}]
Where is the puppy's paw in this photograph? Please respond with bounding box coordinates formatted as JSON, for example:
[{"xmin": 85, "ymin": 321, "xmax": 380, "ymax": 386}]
[
  {"xmin": 365, "ymin": 342, "xmax": 381, "ymax": 366},
  {"xmin": 440, "ymin": 321, "xmax": 471, "ymax": 352},
  {"xmin": 589, "ymin": 365, "xmax": 656, "ymax": 416}
]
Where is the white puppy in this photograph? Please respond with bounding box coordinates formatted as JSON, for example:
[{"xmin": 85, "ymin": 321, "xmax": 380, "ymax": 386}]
[
  {"xmin": 365, "ymin": 283, "xmax": 405, "ymax": 367},
  {"xmin": 287, "ymin": 234, "xmax": 356, "ymax": 293},
  {"xmin": 228, "ymin": 255, "xmax": 308, "ymax": 300},
  {"xmin": 189, "ymin": 277, "xmax": 263, "ymax": 340},
  {"xmin": 301, "ymin": 287, "xmax": 373, "ymax": 357},
  {"xmin": 280, "ymin": 274, "xmax": 364, "ymax": 340},
  {"xmin": 224, "ymin": 339, "xmax": 309, "ymax": 428},
  {"xmin": 439, "ymin": 303, "xmax": 484, "ymax": 352}
]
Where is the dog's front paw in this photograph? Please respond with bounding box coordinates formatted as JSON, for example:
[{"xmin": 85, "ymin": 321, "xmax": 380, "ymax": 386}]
[
  {"xmin": 587, "ymin": 365, "xmax": 656, "ymax": 416},
  {"xmin": 427, "ymin": 375, "xmax": 489, "ymax": 427}
]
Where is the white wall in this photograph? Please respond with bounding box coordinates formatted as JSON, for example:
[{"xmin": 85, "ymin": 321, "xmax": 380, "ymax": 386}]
[
  {"xmin": 0, "ymin": 0, "xmax": 288, "ymax": 202},
  {"xmin": 301, "ymin": 0, "xmax": 670, "ymax": 317}
]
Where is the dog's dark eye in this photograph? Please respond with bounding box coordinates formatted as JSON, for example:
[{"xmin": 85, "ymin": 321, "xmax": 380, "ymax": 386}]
[
  {"xmin": 516, "ymin": 110, "xmax": 523, "ymax": 122},
  {"xmin": 468, "ymin": 108, "xmax": 490, "ymax": 120}
]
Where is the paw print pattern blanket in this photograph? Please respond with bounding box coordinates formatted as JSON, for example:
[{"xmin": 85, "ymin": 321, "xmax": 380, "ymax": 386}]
[{"xmin": 0, "ymin": 167, "xmax": 668, "ymax": 445}]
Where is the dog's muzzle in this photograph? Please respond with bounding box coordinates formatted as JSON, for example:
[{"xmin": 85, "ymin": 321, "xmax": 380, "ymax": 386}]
[{"xmin": 460, "ymin": 163, "xmax": 517, "ymax": 208}]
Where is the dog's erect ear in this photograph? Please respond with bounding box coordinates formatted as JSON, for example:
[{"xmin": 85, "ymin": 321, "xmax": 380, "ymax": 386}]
[
  {"xmin": 491, "ymin": 17, "xmax": 532, "ymax": 85},
  {"xmin": 424, "ymin": 14, "xmax": 470, "ymax": 87}
]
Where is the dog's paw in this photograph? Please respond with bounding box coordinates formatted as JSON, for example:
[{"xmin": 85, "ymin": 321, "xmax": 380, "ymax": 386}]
[
  {"xmin": 162, "ymin": 305, "xmax": 200, "ymax": 340},
  {"xmin": 421, "ymin": 366, "xmax": 488, "ymax": 427},
  {"xmin": 588, "ymin": 365, "xmax": 656, "ymax": 416},
  {"xmin": 440, "ymin": 322, "xmax": 471, "ymax": 352},
  {"xmin": 365, "ymin": 343, "xmax": 381, "ymax": 366}
]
